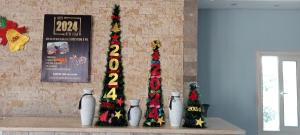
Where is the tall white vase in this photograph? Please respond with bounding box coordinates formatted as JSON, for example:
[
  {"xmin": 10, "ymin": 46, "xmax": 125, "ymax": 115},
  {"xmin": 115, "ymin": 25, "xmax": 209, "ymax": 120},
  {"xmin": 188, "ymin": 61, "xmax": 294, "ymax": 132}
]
[
  {"xmin": 169, "ymin": 91, "xmax": 183, "ymax": 127},
  {"xmin": 79, "ymin": 88, "xmax": 95, "ymax": 126},
  {"xmin": 128, "ymin": 99, "xmax": 142, "ymax": 127}
]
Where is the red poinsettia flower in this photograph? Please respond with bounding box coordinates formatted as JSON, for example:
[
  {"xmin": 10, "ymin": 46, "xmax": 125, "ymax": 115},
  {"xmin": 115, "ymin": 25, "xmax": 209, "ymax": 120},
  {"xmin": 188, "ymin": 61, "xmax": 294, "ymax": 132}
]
[
  {"xmin": 189, "ymin": 89, "xmax": 198, "ymax": 101},
  {"xmin": 148, "ymin": 108, "xmax": 158, "ymax": 120},
  {"xmin": 149, "ymin": 93, "xmax": 161, "ymax": 108},
  {"xmin": 151, "ymin": 70, "xmax": 160, "ymax": 76},
  {"xmin": 150, "ymin": 77, "xmax": 161, "ymax": 90}
]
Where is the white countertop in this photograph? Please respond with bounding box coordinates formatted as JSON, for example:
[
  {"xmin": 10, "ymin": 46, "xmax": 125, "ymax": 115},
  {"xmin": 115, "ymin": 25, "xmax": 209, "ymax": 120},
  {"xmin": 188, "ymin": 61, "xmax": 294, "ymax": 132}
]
[{"xmin": 0, "ymin": 117, "xmax": 245, "ymax": 134}]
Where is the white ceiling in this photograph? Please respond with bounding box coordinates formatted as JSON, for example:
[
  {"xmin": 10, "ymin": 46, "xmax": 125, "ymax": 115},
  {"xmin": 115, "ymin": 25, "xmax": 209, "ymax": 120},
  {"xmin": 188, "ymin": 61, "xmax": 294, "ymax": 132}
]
[{"xmin": 198, "ymin": 0, "xmax": 300, "ymax": 9}]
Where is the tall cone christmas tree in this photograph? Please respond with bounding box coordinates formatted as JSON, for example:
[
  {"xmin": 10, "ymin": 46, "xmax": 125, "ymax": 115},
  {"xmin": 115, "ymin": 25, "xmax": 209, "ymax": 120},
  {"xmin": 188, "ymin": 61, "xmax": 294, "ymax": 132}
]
[
  {"xmin": 96, "ymin": 5, "xmax": 127, "ymax": 126},
  {"xmin": 183, "ymin": 82, "xmax": 206, "ymax": 128},
  {"xmin": 143, "ymin": 40, "xmax": 165, "ymax": 127}
]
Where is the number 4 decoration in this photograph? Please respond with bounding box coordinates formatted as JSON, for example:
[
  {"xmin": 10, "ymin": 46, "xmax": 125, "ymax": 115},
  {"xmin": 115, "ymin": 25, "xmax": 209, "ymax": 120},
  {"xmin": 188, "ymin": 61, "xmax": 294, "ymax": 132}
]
[{"xmin": 96, "ymin": 5, "xmax": 127, "ymax": 126}]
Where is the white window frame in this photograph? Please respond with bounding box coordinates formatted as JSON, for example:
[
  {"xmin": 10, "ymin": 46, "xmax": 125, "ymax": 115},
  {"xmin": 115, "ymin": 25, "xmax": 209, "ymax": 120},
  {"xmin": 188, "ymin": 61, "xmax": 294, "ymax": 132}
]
[{"xmin": 257, "ymin": 51, "xmax": 300, "ymax": 135}]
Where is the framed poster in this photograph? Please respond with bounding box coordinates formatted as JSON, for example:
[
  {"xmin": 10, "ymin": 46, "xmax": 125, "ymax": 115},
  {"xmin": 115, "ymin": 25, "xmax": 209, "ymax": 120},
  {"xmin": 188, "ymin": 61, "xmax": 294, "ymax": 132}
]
[{"xmin": 41, "ymin": 14, "xmax": 91, "ymax": 83}]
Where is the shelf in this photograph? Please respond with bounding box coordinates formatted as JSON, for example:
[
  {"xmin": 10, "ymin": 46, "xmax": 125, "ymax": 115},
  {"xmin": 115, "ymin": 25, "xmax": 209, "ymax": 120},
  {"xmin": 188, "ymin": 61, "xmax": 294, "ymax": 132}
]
[{"xmin": 0, "ymin": 117, "xmax": 245, "ymax": 135}]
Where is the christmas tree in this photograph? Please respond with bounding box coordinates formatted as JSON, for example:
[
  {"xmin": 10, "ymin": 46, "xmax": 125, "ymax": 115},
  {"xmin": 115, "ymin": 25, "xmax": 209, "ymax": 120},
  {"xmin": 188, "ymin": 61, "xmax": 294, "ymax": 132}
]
[
  {"xmin": 183, "ymin": 82, "xmax": 206, "ymax": 128},
  {"xmin": 96, "ymin": 5, "xmax": 127, "ymax": 126},
  {"xmin": 143, "ymin": 40, "xmax": 165, "ymax": 127}
]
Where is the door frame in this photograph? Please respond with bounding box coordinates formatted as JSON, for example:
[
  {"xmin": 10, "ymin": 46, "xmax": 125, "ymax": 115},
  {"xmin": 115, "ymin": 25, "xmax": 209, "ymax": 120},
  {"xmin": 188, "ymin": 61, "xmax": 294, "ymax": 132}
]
[{"xmin": 257, "ymin": 51, "xmax": 300, "ymax": 135}]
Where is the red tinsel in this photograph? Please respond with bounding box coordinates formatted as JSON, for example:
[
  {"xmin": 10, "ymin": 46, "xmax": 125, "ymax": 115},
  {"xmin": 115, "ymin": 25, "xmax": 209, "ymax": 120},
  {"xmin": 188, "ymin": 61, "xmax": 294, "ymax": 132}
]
[
  {"xmin": 111, "ymin": 40, "xmax": 120, "ymax": 45},
  {"xmin": 101, "ymin": 102, "xmax": 115, "ymax": 108},
  {"xmin": 111, "ymin": 34, "xmax": 119, "ymax": 40},
  {"xmin": 110, "ymin": 40, "xmax": 120, "ymax": 45},
  {"xmin": 108, "ymin": 85, "xmax": 118, "ymax": 89},
  {"xmin": 152, "ymin": 50, "xmax": 160, "ymax": 60},
  {"xmin": 150, "ymin": 70, "xmax": 160, "ymax": 76},
  {"xmin": 111, "ymin": 15, "xmax": 120, "ymax": 20},
  {"xmin": 151, "ymin": 64, "xmax": 160, "ymax": 76},
  {"xmin": 108, "ymin": 70, "xmax": 120, "ymax": 74}
]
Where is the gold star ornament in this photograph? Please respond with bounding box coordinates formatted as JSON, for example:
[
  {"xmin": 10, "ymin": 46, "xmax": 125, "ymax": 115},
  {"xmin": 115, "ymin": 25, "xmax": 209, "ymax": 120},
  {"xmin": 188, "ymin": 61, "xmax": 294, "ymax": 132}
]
[
  {"xmin": 114, "ymin": 111, "xmax": 122, "ymax": 119},
  {"xmin": 195, "ymin": 118, "xmax": 205, "ymax": 127},
  {"xmin": 157, "ymin": 117, "xmax": 165, "ymax": 126},
  {"xmin": 151, "ymin": 40, "xmax": 161, "ymax": 49},
  {"xmin": 111, "ymin": 23, "xmax": 120, "ymax": 33}
]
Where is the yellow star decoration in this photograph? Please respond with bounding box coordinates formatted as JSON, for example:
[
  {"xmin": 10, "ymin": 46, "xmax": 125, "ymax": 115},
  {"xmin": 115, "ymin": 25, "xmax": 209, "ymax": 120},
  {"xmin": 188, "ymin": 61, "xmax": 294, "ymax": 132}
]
[
  {"xmin": 115, "ymin": 111, "xmax": 122, "ymax": 119},
  {"xmin": 195, "ymin": 118, "xmax": 205, "ymax": 127},
  {"xmin": 111, "ymin": 23, "xmax": 120, "ymax": 33},
  {"xmin": 151, "ymin": 40, "xmax": 161, "ymax": 49},
  {"xmin": 157, "ymin": 117, "xmax": 165, "ymax": 126}
]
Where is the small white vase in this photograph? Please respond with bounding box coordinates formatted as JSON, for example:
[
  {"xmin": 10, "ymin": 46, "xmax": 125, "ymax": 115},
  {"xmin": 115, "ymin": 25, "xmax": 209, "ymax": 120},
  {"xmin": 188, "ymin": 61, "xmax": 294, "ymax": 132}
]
[
  {"xmin": 128, "ymin": 99, "xmax": 142, "ymax": 127},
  {"xmin": 169, "ymin": 91, "xmax": 183, "ymax": 127},
  {"xmin": 79, "ymin": 88, "xmax": 95, "ymax": 126}
]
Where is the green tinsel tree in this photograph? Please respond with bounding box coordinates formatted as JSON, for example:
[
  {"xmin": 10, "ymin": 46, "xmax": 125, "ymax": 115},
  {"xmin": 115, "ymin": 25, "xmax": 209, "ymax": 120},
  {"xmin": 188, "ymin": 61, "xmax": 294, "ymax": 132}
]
[
  {"xmin": 143, "ymin": 40, "xmax": 165, "ymax": 127},
  {"xmin": 183, "ymin": 82, "xmax": 206, "ymax": 128},
  {"xmin": 96, "ymin": 5, "xmax": 127, "ymax": 126}
]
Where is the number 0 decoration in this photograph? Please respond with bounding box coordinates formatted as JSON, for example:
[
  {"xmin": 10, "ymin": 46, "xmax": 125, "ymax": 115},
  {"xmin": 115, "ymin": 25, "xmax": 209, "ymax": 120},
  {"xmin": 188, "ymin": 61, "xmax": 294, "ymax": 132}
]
[
  {"xmin": 144, "ymin": 40, "xmax": 165, "ymax": 127},
  {"xmin": 96, "ymin": 5, "xmax": 127, "ymax": 126}
]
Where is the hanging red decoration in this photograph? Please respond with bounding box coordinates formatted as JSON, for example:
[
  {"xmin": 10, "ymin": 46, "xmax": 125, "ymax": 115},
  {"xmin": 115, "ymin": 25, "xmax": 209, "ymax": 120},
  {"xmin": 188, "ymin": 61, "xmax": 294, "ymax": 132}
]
[
  {"xmin": 0, "ymin": 19, "xmax": 26, "ymax": 46},
  {"xmin": 148, "ymin": 108, "xmax": 159, "ymax": 120}
]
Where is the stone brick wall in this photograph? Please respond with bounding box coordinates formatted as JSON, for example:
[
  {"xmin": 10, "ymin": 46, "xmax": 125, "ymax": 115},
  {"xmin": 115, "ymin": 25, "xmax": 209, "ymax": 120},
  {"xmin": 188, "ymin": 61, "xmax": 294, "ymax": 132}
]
[
  {"xmin": 183, "ymin": 0, "xmax": 198, "ymax": 103},
  {"xmin": 0, "ymin": 0, "xmax": 187, "ymax": 117}
]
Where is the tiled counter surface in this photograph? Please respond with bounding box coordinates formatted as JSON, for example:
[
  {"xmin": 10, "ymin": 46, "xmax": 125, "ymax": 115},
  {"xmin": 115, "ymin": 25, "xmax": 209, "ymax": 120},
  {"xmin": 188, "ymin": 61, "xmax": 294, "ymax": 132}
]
[{"xmin": 0, "ymin": 117, "xmax": 245, "ymax": 135}]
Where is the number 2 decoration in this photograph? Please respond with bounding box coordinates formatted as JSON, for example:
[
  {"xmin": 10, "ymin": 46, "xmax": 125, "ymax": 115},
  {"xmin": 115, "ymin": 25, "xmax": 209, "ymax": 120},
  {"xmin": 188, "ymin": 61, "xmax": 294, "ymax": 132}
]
[{"xmin": 96, "ymin": 5, "xmax": 127, "ymax": 126}]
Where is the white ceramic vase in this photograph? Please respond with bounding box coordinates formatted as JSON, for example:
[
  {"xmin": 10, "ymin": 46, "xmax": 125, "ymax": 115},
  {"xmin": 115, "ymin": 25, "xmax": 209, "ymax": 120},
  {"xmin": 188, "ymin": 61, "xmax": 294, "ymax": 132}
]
[
  {"xmin": 79, "ymin": 88, "xmax": 95, "ymax": 126},
  {"xmin": 128, "ymin": 99, "xmax": 142, "ymax": 127},
  {"xmin": 169, "ymin": 91, "xmax": 183, "ymax": 127}
]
